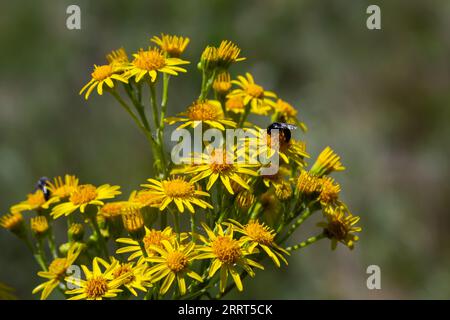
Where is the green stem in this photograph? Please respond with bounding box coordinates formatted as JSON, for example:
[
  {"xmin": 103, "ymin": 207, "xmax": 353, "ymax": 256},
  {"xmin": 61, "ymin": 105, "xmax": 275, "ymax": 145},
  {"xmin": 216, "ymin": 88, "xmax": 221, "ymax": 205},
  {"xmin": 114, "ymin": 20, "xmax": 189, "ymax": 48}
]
[
  {"xmin": 279, "ymin": 207, "xmax": 314, "ymax": 244},
  {"xmin": 172, "ymin": 211, "xmax": 181, "ymax": 242},
  {"xmin": 149, "ymin": 82, "xmax": 159, "ymax": 130},
  {"xmin": 239, "ymin": 102, "xmax": 251, "ymax": 127},
  {"xmin": 160, "ymin": 213, "xmax": 167, "ymax": 230},
  {"xmin": 286, "ymin": 234, "xmax": 325, "ymax": 252},
  {"xmin": 35, "ymin": 239, "xmax": 48, "ymax": 271},
  {"xmin": 199, "ymin": 70, "xmax": 216, "ymax": 100},
  {"xmin": 190, "ymin": 213, "xmax": 196, "ymax": 242},
  {"xmin": 89, "ymin": 216, "xmax": 109, "ymax": 258}
]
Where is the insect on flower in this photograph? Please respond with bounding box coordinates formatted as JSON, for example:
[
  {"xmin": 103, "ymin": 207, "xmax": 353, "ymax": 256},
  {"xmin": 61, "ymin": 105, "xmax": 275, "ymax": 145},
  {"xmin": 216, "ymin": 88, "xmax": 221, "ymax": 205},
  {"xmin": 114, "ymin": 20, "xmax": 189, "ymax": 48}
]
[{"xmin": 267, "ymin": 122, "xmax": 297, "ymax": 144}]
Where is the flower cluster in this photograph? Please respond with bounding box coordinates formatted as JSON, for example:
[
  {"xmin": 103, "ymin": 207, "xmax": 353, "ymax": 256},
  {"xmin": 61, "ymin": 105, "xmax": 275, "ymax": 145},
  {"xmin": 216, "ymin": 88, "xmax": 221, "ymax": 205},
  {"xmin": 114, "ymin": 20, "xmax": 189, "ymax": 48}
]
[{"xmin": 1, "ymin": 34, "xmax": 362, "ymax": 300}]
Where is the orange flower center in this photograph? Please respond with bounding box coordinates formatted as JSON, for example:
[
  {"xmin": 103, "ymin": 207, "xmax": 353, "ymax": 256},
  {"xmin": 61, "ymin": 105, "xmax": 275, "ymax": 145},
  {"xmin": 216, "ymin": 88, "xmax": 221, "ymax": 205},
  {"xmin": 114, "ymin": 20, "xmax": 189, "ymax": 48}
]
[
  {"xmin": 70, "ymin": 184, "xmax": 98, "ymax": 205},
  {"xmin": 27, "ymin": 190, "xmax": 46, "ymax": 207},
  {"xmin": 212, "ymin": 236, "xmax": 242, "ymax": 264},
  {"xmin": 185, "ymin": 101, "xmax": 223, "ymax": 121},
  {"xmin": 133, "ymin": 49, "xmax": 166, "ymax": 71},
  {"xmin": 113, "ymin": 264, "xmax": 135, "ymax": 284},
  {"xmin": 100, "ymin": 202, "xmax": 127, "ymax": 218},
  {"xmin": 134, "ymin": 191, "xmax": 161, "ymax": 206},
  {"xmin": 92, "ymin": 65, "xmax": 114, "ymax": 81},
  {"xmin": 85, "ymin": 276, "xmax": 109, "ymax": 299},
  {"xmin": 166, "ymin": 251, "xmax": 188, "ymax": 272},
  {"xmin": 246, "ymin": 84, "xmax": 264, "ymax": 98},
  {"xmin": 162, "ymin": 179, "xmax": 195, "ymax": 198},
  {"xmin": 244, "ymin": 222, "xmax": 274, "ymax": 245},
  {"xmin": 226, "ymin": 97, "xmax": 245, "ymax": 111},
  {"xmin": 210, "ymin": 150, "xmax": 233, "ymax": 173},
  {"xmin": 143, "ymin": 230, "xmax": 169, "ymax": 255},
  {"xmin": 49, "ymin": 258, "xmax": 68, "ymax": 278}
]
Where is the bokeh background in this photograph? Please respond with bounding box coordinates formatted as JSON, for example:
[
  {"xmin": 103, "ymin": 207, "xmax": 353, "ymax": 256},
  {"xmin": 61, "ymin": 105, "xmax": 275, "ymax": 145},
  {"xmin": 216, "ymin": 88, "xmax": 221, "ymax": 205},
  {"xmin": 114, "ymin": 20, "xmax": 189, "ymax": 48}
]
[{"xmin": 1, "ymin": 0, "xmax": 449, "ymax": 299}]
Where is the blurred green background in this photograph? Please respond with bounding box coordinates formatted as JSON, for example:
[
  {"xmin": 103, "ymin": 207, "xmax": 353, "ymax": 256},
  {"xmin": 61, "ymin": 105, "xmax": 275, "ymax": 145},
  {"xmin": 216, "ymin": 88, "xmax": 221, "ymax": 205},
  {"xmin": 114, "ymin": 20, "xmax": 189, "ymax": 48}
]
[{"xmin": 1, "ymin": 0, "xmax": 449, "ymax": 299}]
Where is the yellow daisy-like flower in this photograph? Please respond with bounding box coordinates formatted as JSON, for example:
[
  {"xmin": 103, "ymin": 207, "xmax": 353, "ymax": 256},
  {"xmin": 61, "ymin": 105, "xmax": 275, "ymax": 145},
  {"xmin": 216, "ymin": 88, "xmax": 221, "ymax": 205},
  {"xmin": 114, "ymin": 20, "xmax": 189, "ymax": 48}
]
[
  {"xmin": 296, "ymin": 170, "xmax": 321, "ymax": 195},
  {"xmin": 106, "ymin": 47, "xmax": 129, "ymax": 66},
  {"xmin": 151, "ymin": 34, "xmax": 190, "ymax": 58},
  {"xmin": 97, "ymin": 257, "xmax": 152, "ymax": 297},
  {"xmin": 186, "ymin": 148, "xmax": 259, "ymax": 194},
  {"xmin": 227, "ymin": 219, "xmax": 289, "ymax": 267},
  {"xmin": 196, "ymin": 223, "xmax": 263, "ymax": 293},
  {"xmin": 166, "ymin": 100, "xmax": 236, "ymax": 131},
  {"xmin": 45, "ymin": 174, "xmax": 79, "ymax": 206},
  {"xmin": 317, "ymin": 207, "xmax": 361, "ymax": 250},
  {"xmin": 261, "ymin": 165, "xmax": 291, "ymax": 188},
  {"xmin": 141, "ymin": 177, "xmax": 212, "ymax": 213},
  {"xmin": 228, "ymin": 73, "xmax": 277, "ymax": 115},
  {"xmin": 51, "ymin": 184, "xmax": 121, "ymax": 219},
  {"xmin": 79, "ymin": 64, "xmax": 128, "ymax": 100},
  {"xmin": 126, "ymin": 47, "xmax": 189, "ymax": 83},
  {"xmin": 274, "ymin": 99, "xmax": 307, "ymax": 132},
  {"xmin": 225, "ymin": 96, "xmax": 245, "ymax": 114},
  {"xmin": 310, "ymin": 146, "xmax": 346, "ymax": 177},
  {"xmin": 216, "ymin": 40, "xmax": 246, "ymax": 69},
  {"xmin": 0, "ymin": 212, "xmax": 24, "ymax": 234},
  {"xmin": 11, "ymin": 189, "xmax": 47, "ymax": 213},
  {"xmin": 99, "ymin": 201, "xmax": 131, "ymax": 219},
  {"xmin": 116, "ymin": 226, "xmax": 179, "ymax": 262},
  {"xmin": 213, "ymin": 71, "xmax": 232, "ymax": 95},
  {"xmin": 318, "ymin": 176, "xmax": 341, "ymax": 207},
  {"xmin": 30, "ymin": 216, "xmax": 49, "ymax": 235},
  {"xmin": 147, "ymin": 241, "xmax": 203, "ymax": 296},
  {"xmin": 65, "ymin": 257, "xmax": 130, "ymax": 300},
  {"xmin": 32, "ymin": 244, "xmax": 83, "ymax": 300},
  {"xmin": 129, "ymin": 190, "xmax": 162, "ymax": 208},
  {"xmin": 245, "ymin": 128, "xmax": 310, "ymax": 166}
]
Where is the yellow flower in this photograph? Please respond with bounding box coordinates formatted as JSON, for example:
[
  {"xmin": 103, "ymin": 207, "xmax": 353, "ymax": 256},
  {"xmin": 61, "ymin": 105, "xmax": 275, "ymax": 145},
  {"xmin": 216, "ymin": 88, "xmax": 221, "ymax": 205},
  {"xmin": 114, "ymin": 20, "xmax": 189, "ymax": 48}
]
[
  {"xmin": 0, "ymin": 212, "xmax": 24, "ymax": 234},
  {"xmin": 10, "ymin": 189, "xmax": 48, "ymax": 213},
  {"xmin": 318, "ymin": 176, "xmax": 341, "ymax": 207},
  {"xmin": 116, "ymin": 226, "xmax": 179, "ymax": 262},
  {"xmin": 126, "ymin": 47, "xmax": 189, "ymax": 83},
  {"xmin": 274, "ymin": 180, "xmax": 292, "ymax": 200},
  {"xmin": 45, "ymin": 174, "xmax": 79, "ymax": 207},
  {"xmin": 166, "ymin": 100, "xmax": 236, "ymax": 131},
  {"xmin": 213, "ymin": 72, "xmax": 232, "ymax": 95},
  {"xmin": 146, "ymin": 241, "xmax": 203, "ymax": 296},
  {"xmin": 30, "ymin": 216, "xmax": 49, "ymax": 235},
  {"xmin": 65, "ymin": 257, "xmax": 130, "ymax": 300},
  {"xmin": 216, "ymin": 40, "xmax": 246, "ymax": 69},
  {"xmin": 273, "ymin": 99, "xmax": 307, "ymax": 132},
  {"xmin": 317, "ymin": 207, "xmax": 361, "ymax": 250},
  {"xmin": 186, "ymin": 148, "xmax": 259, "ymax": 194},
  {"xmin": 227, "ymin": 219, "xmax": 289, "ymax": 267},
  {"xmin": 196, "ymin": 223, "xmax": 263, "ymax": 293},
  {"xmin": 228, "ymin": 73, "xmax": 277, "ymax": 115},
  {"xmin": 106, "ymin": 47, "xmax": 129, "ymax": 66},
  {"xmin": 68, "ymin": 223, "xmax": 84, "ymax": 241},
  {"xmin": 99, "ymin": 201, "xmax": 131, "ymax": 219},
  {"xmin": 51, "ymin": 184, "xmax": 121, "ymax": 219},
  {"xmin": 121, "ymin": 206, "xmax": 146, "ymax": 240},
  {"xmin": 32, "ymin": 244, "xmax": 83, "ymax": 300},
  {"xmin": 151, "ymin": 34, "xmax": 190, "ymax": 58},
  {"xmin": 310, "ymin": 146, "xmax": 345, "ymax": 177},
  {"xmin": 235, "ymin": 190, "xmax": 255, "ymax": 210},
  {"xmin": 225, "ymin": 96, "xmax": 245, "ymax": 114},
  {"xmin": 200, "ymin": 46, "xmax": 218, "ymax": 71},
  {"xmin": 246, "ymin": 128, "xmax": 309, "ymax": 166},
  {"xmin": 141, "ymin": 177, "xmax": 213, "ymax": 213},
  {"xmin": 129, "ymin": 190, "xmax": 162, "ymax": 208},
  {"xmin": 296, "ymin": 170, "xmax": 321, "ymax": 195},
  {"xmin": 79, "ymin": 64, "xmax": 128, "ymax": 100},
  {"xmin": 97, "ymin": 257, "xmax": 153, "ymax": 297},
  {"xmin": 261, "ymin": 165, "xmax": 291, "ymax": 188}
]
